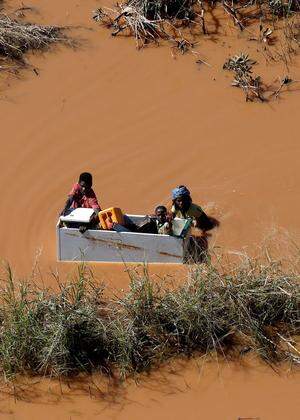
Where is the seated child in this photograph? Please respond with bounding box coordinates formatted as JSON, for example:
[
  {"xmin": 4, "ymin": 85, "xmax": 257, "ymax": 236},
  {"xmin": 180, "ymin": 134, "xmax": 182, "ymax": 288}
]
[
  {"xmin": 62, "ymin": 172, "xmax": 101, "ymax": 215},
  {"xmin": 61, "ymin": 172, "xmax": 101, "ymax": 233},
  {"xmin": 154, "ymin": 205, "xmax": 173, "ymax": 235}
]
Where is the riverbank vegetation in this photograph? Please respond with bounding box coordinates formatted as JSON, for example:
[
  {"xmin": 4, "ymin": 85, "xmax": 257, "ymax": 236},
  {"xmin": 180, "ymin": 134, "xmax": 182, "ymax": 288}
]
[
  {"xmin": 0, "ymin": 247, "xmax": 299, "ymax": 381},
  {"xmin": 0, "ymin": 4, "xmax": 70, "ymax": 75}
]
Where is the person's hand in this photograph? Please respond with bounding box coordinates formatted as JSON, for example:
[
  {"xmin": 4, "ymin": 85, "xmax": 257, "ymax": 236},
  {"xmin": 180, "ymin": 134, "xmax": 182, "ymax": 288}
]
[
  {"xmin": 60, "ymin": 208, "xmax": 69, "ymax": 217},
  {"xmin": 91, "ymin": 211, "xmax": 99, "ymax": 223},
  {"xmin": 166, "ymin": 213, "xmax": 174, "ymax": 222},
  {"xmin": 79, "ymin": 225, "xmax": 87, "ymax": 234},
  {"xmin": 209, "ymin": 216, "xmax": 220, "ymax": 228},
  {"xmin": 106, "ymin": 219, "xmax": 114, "ymax": 230}
]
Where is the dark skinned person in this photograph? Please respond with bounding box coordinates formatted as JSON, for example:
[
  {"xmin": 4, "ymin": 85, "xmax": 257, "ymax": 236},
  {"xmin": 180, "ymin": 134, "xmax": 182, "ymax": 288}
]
[
  {"xmin": 61, "ymin": 172, "xmax": 101, "ymax": 233},
  {"xmin": 171, "ymin": 185, "xmax": 219, "ymax": 262},
  {"xmin": 155, "ymin": 205, "xmax": 173, "ymax": 235}
]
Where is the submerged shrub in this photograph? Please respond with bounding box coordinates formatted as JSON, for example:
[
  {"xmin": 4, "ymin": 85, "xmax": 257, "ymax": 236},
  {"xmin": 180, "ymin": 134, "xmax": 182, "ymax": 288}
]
[
  {"xmin": 0, "ymin": 11, "xmax": 72, "ymax": 76},
  {"xmin": 223, "ymin": 53, "xmax": 266, "ymax": 101},
  {"xmin": 0, "ymin": 15, "xmax": 68, "ymax": 60}
]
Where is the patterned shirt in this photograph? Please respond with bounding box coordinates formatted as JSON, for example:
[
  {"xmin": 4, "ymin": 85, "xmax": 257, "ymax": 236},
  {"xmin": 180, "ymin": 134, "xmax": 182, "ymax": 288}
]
[{"xmin": 69, "ymin": 183, "xmax": 100, "ymax": 210}]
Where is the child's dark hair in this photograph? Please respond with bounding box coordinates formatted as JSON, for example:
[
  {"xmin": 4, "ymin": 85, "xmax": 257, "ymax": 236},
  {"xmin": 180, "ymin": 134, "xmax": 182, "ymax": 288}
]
[
  {"xmin": 155, "ymin": 205, "xmax": 167, "ymax": 213},
  {"xmin": 79, "ymin": 172, "xmax": 93, "ymax": 186}
]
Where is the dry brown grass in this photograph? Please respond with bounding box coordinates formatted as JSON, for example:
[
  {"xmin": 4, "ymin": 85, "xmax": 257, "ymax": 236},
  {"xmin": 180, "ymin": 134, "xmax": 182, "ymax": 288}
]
[{"xmin": 0, "ymin": 10, "xmax": 71, "ymax": 76}]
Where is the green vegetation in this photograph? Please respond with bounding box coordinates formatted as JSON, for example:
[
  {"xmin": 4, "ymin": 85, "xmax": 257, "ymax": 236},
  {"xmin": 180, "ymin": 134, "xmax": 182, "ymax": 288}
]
[{"xmin": 0, "ymin": 251, "xmax": 298, "ymax": 381}]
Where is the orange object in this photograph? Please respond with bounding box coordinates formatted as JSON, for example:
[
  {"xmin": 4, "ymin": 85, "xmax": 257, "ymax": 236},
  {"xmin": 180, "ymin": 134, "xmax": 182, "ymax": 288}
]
[{"xmin": 99, "ymin": 207, "xmax": 124, "ymax": 230}]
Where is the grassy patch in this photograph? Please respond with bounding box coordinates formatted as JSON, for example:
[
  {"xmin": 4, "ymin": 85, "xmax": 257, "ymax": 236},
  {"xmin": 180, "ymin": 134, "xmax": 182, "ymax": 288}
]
[{"xmin": 0, "ymin": 250, "xmax": 298, "ymax": 382}]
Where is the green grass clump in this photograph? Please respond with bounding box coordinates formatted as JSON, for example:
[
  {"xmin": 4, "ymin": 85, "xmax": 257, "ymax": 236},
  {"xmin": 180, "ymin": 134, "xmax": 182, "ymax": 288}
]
[
  {"xmin": 0, "ymin": 265, "xmax": 110, "ymax": 379},
  {"xmin": 0, "ymin": 254, "xmax": 298, "ymax": 382},
  {"xmin": 35, "ymin": 272, "xmax": 109, "ymax": 377},
  {"xmin": 156, "ymin": 271, "xmax": 235, "ymax": 354},
  {"xmin": 0, "ymin": 266, "xmax": 43, "ymax": 378}
]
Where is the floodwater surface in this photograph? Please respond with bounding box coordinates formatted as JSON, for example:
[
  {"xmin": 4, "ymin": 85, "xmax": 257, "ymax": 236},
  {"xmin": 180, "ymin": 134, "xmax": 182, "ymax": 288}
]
[
  {"xmin": 1, "ymin": 0, "xmax": 299, "ymax": 278},
  {"xmin": 0, "ymin": 0, "xmax": 299, "ymax": 418},
  {"xmin": 0, "ymin": 358, "xmax": 299, "ymax": 419}
]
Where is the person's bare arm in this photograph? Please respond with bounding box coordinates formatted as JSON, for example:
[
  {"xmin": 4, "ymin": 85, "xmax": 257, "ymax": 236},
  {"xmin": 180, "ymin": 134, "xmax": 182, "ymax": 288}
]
[{"xmin": 61, "ymin": 195, "xmax": 74, "ymax": 216}]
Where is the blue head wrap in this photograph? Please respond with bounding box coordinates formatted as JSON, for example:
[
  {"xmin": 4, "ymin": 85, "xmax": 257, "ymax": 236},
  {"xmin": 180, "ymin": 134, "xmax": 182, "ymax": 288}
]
[{"xmin": 172, "ymin": 186, "xmax": 190, "ymax": 200}]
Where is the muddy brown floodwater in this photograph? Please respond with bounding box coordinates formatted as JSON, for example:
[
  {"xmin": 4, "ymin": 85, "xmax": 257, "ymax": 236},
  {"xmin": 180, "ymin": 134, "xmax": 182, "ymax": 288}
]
[
  {"xmin": 0, "ymin": 358, "xmax": 299, "ymax": 420},
  {"xmin": 0, "ymin": 0, "xmax": 299, "ymax": 418}
]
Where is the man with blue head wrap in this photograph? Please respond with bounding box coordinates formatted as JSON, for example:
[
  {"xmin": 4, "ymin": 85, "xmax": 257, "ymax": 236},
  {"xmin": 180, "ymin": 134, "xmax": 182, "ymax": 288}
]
[{"xmin": 171, "ymin": 185, "xmax": 215, "ymax": 231}]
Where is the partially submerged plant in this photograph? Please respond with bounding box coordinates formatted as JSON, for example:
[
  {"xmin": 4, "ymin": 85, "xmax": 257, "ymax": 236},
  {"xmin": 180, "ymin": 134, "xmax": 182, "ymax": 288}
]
[
  {"xmin": 272, "ymin": 74, "xmax": 296, "ymax": 97},
  {"xmin": 94, "ymin": 1, "xmax": 300, "ymax": 45},
  {"xmin": 93, "ymin": 5, "xmax": 167, "ymax": 48},
  {"xmin": 171, "ymin": 37, "xmax": 196, "ymax": 56},
  {"xmin": 223, "ymin": 53, "xmax": 266, "ymax": 101},
  {"xmin": 0, "ymin": 13, "xmax": 71, "ymax": 76},
  {"xmin": 223, "ymin": 53, "xmax": 256, "ymax": 76},
  {"xmin": 0, "ymin": 15, "xmax": 69, "ymax": 61},
  {"xmin": 223, "ymin": 52, "xmax": 299, "ymax": 100},
  {"xmin": 93, "ymin": 0, "xmax": 206, "ymax": 48},
  {"xmin": 93, "ymin": 1, "xmax": 299, "ymax": 103}
]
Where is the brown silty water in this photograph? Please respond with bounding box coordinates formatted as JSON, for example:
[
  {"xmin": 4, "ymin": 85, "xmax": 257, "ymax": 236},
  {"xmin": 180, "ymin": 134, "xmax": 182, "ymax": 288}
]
[{"xmin": 0, "ymin": 0, "xmax": 299, "ymax": 418}]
